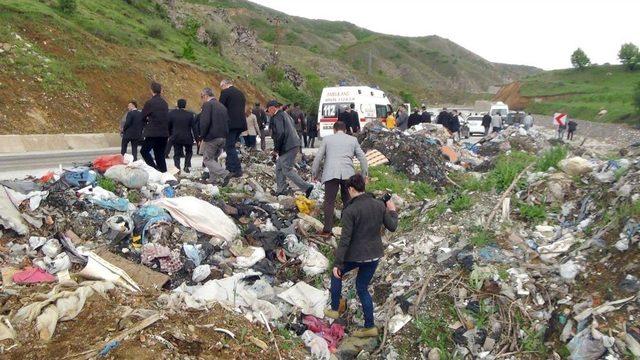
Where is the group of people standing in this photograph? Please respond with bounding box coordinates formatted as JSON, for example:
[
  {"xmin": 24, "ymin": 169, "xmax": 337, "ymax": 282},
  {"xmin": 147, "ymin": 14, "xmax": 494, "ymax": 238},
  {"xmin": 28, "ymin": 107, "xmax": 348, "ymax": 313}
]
[
  {"xmin": 385, "ymin": 105, "xmax": 431, "ymax": 130},
  {"xmin": 120, "ymin": 80, "xmax": 252, "ymax": 186},
  {"xmin": 557, "ymin": 118, "xmax": 578, "ymax": 140},
  {"xmin": 436, "ymin": 108, "xmax": 463, "ymax": 139}
]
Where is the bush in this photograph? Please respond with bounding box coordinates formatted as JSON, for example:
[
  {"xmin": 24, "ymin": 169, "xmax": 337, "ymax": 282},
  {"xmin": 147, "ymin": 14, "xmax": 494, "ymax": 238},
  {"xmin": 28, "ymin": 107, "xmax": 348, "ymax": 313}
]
[
  {"xmin": 182, "ymin": 40, "xmax": 195, "ymax": 60},
  {"xmin": 486, "ymin": 151, "xmax": 535, "ymax": 192},
  {"xmin": 58, "ymin": 0, "xmax": 77, "ymax": 14},
  {"xmin": 535, "ymin": 146, "xmax": 568, "ymax": 171},
  {"xmin": 265, "ymin": 65, "xmax": 285, "ymax": 83},
  {"xmin": 518, "ymin": 202, "xmax": 547, "ymax": 224},
  {"xmin": 468, "ymin": 227, "xmax": 495, "ymax": 247},
  {"xmin": 147, "ymin": 22, "xmax": 166, "ymax": 39},
  {"xmin": 450, "ymin": 192, "xmax": 472, "ymax": 212},
  {"xmin": 204, "ymin": 23, "xmax": 228, "ymax": 52}
]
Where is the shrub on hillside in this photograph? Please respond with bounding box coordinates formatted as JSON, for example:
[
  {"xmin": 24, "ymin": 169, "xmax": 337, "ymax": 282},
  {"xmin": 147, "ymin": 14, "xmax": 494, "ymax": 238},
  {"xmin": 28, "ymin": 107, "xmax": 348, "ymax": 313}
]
[
  {"xmin": 147, "ymin": 22, "xmax": 166, "ymax": 39},
  {"xmin": 58, "ymin": 0, "xmax": 77, "ymax": 14},
  {"xmin": 182, "ymin": 40, "xmax": 196, "ymax": 60}
]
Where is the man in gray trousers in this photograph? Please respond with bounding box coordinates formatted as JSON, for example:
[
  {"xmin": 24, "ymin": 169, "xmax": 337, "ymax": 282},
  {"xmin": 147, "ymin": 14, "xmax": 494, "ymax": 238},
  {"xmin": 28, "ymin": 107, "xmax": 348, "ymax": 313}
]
[
  {"xmin": 266, "ymin": 100, "xmax": 313, "ymax": 197},
  {"xmin": 312, "ymin": 121, "xmax": 368, "ymax": 237},
  {"xmin": 199, "ymin": 88, "xmax": 233, "ymax": 187}
]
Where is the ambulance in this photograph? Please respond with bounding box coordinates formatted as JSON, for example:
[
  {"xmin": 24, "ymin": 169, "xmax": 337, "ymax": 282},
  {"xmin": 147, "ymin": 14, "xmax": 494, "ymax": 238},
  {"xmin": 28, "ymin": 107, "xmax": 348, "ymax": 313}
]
[{"xmin": 317, "ymin": 86, "xmax": 391, "ymax": 138}]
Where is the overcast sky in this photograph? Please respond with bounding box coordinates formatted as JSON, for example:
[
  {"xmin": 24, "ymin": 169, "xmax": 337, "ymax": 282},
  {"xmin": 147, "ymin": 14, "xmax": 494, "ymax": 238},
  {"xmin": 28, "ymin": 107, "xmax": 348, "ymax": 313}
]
[{"xmin": 249, "ymin": 0, "xmax": 640, "ymax": 70}]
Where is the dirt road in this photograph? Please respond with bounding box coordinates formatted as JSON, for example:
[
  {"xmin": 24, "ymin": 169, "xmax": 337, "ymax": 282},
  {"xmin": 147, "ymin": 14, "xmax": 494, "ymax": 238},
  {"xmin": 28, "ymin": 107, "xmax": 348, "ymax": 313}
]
[{"xmin": 534, "ymin": 114, "xmax": 640, "ymax": 147}]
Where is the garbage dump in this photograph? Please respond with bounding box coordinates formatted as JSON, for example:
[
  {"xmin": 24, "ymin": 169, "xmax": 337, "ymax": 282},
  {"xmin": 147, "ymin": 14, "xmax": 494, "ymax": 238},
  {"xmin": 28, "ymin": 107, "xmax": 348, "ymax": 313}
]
[{"xmin": 0, "ymin": 124, "xmax": 638, "ymax": 359}]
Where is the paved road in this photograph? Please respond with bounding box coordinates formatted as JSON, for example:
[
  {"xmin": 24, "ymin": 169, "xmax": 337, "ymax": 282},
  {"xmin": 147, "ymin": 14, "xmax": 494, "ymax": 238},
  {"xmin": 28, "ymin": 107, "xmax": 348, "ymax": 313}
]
[{"xmin": 0, "ymin": 140, "xmax": 320, "ymax": 180}]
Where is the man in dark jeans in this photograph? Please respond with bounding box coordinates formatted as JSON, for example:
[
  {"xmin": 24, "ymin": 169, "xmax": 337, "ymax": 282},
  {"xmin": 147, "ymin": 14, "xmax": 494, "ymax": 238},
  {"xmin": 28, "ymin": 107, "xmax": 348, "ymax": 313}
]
[
  {"xmin": 219, "ymin": 79, "xmax": 246, "ymax": 177},
  {"xmin": 168, "ymin": 99, "xmax": 197, "ymax": 173},
  {"xmin": 482, "ymin": 113, "xmax": 492, "ymax": 136},
  {"xmin": 121, "ymin": 100, "xmax": 144, "ymax": 161},
  {"xmin": 140, "ymin": 82, "xmax": 169, "ymax": 172},
  {"xmin": 311, "ymin": 121, "xmax": 368, "ymax": 237},
  {"xmin": 325, "ymin": 174, "xmax": 398, "ymax": 338}
]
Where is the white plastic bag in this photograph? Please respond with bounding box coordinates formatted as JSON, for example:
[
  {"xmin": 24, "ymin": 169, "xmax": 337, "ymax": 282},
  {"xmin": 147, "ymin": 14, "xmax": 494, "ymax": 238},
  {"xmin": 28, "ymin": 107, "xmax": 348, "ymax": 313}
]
[
  {"xmin": 105, "ymin": 165, "xmax": 149, "ymax": 189},
  {"xmin": 42, "ymin": 238, "xmax": 62, "ymax": 258},
  {"xmin": 192, "ymin": 265, "xmax": 211, "ymax": 283},
  {"xmin": 301, "ymin": 330, "xmax": 330, "ymax": 360},
  {"xmin": 300, "ymin": 246, "xmax": 329, "ymax": 276}
]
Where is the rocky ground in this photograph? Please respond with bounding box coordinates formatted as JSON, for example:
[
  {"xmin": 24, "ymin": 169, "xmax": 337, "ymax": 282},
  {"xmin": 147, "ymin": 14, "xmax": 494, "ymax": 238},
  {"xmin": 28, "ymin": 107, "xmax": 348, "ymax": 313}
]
[
  {"xmin": 0, "ymin": 122, "xmax": 639, "ymax": 359},
  {"xmin": 534, "ymin": 114, "xmax": 640, "ymax": 148}
]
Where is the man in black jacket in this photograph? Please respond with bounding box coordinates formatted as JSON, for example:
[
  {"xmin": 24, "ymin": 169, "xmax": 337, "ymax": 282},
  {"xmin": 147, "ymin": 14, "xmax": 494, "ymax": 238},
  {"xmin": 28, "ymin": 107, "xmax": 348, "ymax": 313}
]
[
  {"xmin": 121, "ymin": 100, "xmax": 144, "ymax": 161},
  {"xmin": 408, "ymin": 108, "xmax": 421, "ymax": 128},
  {"xmin": 481, "ymin": 113, "xmax": 492, "ymax": 136},
  {"xmin": 168, "ymin": 99, "xmax": 196, "ymax": 173},
  {"xmin": 420, "ymin": 106, "xmax": 431, "ymax": 123},
  {"xmin": 267, "ymin": 100, "xmax": 313, "ymax": 197},
  {"xmin": 349, "ymin": 103, "xmax": 361, "ymax": 134},
  {"xmin": 325, "ymin": 174, "xmax": 398, "ymax": 338},
  {"xmin": 252, "ymin": 102, "xmax": 268, "ymax": 152},
  {"xmin": 200, "ymin": 88, "xmax": 233, "ymax": 186},
  {"xmin": 338, "ymin": 106, "xmax": 352, "ymax": 134},
  {"xmin": 219, "ymin": 79, "xmax": 246, "ymax": 177},
  {"xmin": 140, "ymin": 82, "xmax": 169, "ymax": 172}
]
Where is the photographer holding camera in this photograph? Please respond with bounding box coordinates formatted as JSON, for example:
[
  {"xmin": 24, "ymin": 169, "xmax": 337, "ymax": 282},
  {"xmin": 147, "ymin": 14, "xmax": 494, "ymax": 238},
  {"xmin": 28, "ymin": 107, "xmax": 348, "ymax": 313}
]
[{"xmin": 325, "ymin": 173, "xmax": 398, "ymax": 338}]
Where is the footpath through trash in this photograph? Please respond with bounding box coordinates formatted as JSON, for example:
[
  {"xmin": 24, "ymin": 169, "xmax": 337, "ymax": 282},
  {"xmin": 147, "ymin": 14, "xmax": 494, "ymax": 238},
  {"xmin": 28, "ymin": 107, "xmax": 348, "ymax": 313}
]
[{"xmin": 0, "ymin": 121, "xmax": 638, "ymax": 359}]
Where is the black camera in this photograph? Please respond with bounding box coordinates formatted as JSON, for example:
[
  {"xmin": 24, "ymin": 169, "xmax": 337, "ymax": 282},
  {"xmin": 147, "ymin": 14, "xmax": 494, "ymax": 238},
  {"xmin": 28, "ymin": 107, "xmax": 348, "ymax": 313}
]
[{"xmin": 381, "ymin": 193, "xmax": 392, "ymax": 204}]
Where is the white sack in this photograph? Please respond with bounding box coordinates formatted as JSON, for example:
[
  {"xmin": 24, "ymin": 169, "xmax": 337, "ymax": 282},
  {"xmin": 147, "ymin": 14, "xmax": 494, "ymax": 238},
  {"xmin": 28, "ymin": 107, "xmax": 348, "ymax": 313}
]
[{"xmin": 152, "ymin": 196, "xmax": 239, "ymax": 242}]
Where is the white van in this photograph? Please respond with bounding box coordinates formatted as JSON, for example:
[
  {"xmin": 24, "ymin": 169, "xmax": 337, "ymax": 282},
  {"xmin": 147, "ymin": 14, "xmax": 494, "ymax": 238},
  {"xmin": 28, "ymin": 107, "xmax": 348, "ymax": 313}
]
[
  {"xmin": 317, "ymin": 86, "xmax": 391, "ymax": 138},
  {"xmin": 489, "ymin": 101, "xmax": 509, "ymax": 118}
]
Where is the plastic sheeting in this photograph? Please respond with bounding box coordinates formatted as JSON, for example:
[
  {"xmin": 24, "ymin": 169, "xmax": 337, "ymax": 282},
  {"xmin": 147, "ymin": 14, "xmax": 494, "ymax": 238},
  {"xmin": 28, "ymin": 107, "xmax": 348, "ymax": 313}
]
[
  {"xmin": 152, "ymin": 196, "xmax": 239, "ymax": 242},
  {"xmin": 277, "ymin": 281, "xmax": 329, "ymax": 318},
  {"xmin": 13, "ymin": 281, "xmax": 115, "ymax": 341},
  {"xmin": 0, "ymin": 186, "xmax": 28, "ymax": 235}
]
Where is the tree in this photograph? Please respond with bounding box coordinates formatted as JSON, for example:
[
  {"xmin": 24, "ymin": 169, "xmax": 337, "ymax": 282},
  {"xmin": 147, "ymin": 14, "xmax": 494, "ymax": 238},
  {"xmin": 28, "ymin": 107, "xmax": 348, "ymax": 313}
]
[
  {"xmin": 570, "ymin": 48, "xmax": 590, "ymax": 70},
  {"xmin": 618, "ymin": 43, "xmax": 639, "ymax": 70}
]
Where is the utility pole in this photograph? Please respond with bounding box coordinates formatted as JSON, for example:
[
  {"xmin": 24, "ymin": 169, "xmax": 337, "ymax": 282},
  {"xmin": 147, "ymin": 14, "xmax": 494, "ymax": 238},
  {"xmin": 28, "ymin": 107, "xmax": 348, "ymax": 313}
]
[{"xmin": 368, "ymin": 50, "xmax": 372, "ymax": 75}]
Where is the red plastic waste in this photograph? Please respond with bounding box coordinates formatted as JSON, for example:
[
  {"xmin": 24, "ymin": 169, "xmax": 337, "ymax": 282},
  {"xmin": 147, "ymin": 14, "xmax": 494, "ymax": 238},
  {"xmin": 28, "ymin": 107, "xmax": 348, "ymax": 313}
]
[
  {"xmin": 38, "ymin": 171, "xmax": 55, "ymax": 183},
  {"xmin": 93, "ymin": 154, "xmax": 124, "ymax": 173},
  {"xmin": 303, "ymin": 315, "xmax": 345, "ymax": 352},
  {"xmin": 12, "ymin": 267, "xmax": 56, "ymax": 284}
]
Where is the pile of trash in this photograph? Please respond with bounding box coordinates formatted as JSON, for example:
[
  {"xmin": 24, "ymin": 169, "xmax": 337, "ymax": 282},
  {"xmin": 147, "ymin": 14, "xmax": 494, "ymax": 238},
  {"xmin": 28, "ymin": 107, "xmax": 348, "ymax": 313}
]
[
  {"xmin": 362, "ymin": 137, "xmax": 640, "ymax": 358},
  {"xmin": 1, "ymin": 126, "xmax": 639, "ymax": 359}
]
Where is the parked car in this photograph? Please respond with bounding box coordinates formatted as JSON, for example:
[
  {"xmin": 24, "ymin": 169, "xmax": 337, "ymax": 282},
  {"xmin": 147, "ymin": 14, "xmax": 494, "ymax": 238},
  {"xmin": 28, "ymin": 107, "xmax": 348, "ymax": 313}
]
[{"xmin": 466, "ymin": 115, "xmax": 486, "ymax": 135}]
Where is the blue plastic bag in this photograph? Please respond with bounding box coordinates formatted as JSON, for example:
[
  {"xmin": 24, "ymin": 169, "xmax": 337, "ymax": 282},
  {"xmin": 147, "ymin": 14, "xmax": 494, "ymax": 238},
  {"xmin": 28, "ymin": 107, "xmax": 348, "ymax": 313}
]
[
  {"xmin": 91, "ymin": 198, "xmax": 130, "ymax": 212},
  {"xmin": 63, "ymin": 167, "xmax": 97, "ymax": 187}
]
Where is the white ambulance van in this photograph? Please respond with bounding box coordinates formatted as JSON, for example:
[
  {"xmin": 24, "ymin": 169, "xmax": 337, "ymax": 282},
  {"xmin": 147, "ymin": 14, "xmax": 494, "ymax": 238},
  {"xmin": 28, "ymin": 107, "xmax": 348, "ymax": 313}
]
[{"xmin": 317, "ymin": 86, "xmax": 391, "ymax": 138}]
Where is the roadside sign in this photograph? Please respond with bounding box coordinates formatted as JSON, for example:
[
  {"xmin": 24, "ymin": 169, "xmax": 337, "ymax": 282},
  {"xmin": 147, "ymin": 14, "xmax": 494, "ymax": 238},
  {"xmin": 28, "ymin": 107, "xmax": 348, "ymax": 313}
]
[{"xmin": 553, "ymin": 113, "xmax": 567, "ymax": 126}]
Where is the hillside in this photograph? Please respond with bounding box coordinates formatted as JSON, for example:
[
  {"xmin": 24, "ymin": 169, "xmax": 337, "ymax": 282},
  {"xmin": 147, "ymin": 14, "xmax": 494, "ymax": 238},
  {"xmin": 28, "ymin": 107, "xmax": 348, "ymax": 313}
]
[
  {"xmin": 494, "ymin": 65, "xmax": 640, "ymax": 123},
  {"xmin": 0, "ymin": 0, "xmax": 540, "ymax": 134}
]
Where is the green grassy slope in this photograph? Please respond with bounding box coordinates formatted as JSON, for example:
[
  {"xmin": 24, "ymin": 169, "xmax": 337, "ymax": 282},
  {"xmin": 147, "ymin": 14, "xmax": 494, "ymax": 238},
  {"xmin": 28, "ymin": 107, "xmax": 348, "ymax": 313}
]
[
  {"xmin": 521, "ymin": 65, "xmax": 640, "ymax": 123},
  {"xmin": 0, "ymin": 0, "xmax": 540, "ymax": 134}
]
